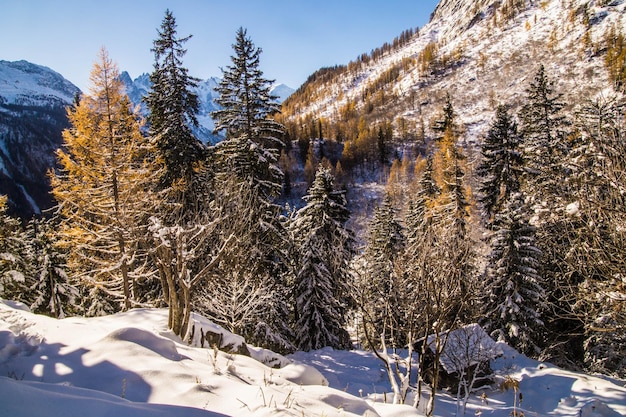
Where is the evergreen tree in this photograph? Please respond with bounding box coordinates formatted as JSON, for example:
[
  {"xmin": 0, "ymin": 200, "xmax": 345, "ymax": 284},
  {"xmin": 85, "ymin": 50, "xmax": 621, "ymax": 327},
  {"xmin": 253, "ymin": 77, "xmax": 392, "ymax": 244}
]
[
  {"xmin": 291, "ymin": 167, "xmax": 356, "ymax": 351},
  {"xmin": 518, "ymin": 64, "xmax": 575, "ymax": 364},
  {"xmin": 51, "ymin": 49, "xmax": 156, "ymax": 312},
  {"xmin": 0, "ymin": 196, "xmax": 32, "ymax": 304},
  {"xmin": 360, "ymin": 194, "xmax": 406, "ymax": 348},
  {"xmin": 210, "ymin": 28, "xmax": 291, "ymax": 350},
  {"xmin": 482, "ymin": 192, "xmax": 546, "ymax": 356},
  {"xmin": 213, "ymin": 27, "xmax": 284, "ymax": 199},
  {"xmin": 26, "ymin": 216, "xmax": 78, "ymax": 318},
  {"xmin": 144, "ymin": 9, "xmax": 204, "ymax": 192},
  {"xmin": 477, "ymin": 105, "xmax": 524, "ymax": 226},
  {"xmin": 519, "ymin": 64, "xmax": 571, "ymax": 208}
]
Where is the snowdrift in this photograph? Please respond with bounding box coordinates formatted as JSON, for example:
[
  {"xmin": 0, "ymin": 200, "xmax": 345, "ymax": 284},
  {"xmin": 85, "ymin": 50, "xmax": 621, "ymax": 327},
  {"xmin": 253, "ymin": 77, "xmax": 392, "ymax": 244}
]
[{"xmin": 1, "ymin": 299, "xmax": 625, "ymax": 417}]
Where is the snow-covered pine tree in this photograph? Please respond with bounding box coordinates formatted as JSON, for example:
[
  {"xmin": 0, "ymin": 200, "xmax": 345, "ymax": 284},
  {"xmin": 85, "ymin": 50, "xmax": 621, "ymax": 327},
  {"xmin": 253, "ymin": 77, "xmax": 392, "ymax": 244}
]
[
  {"xmin": 51, "ymin": 48, "xmax": 156, "ymax": 312},
  {"xmin": 359, "ymin": 194, "xmax": 406, "ymax": 349},
  {"xmin": 477, "ymin": 105, "xmax": 524, "ymax": 226},
  {"xmin": 0, "ymin": 195, "xmax": 32, "ymax": 304},
  {"xmin": 144, "ymin": 9, "xmax": 205, "ymax": 195},
  {"xmin": 482, "ymin": 192, "xmax": 546, "ymax": 356},
  {"xmin": 212, "ymin": 27, "xmax": 284, "ymax": 200},
  {"xmin": 26, "ymin": 216, "xmax": 78, "ymax": 318},
  {"xmin": 291, "ymin": 167, "xmax": 356, "ymax": 351},
  {"xmin": 209, "ymin": 28, "xmax": 292, "ymax": 351},
  {"xmin": 519, "ymin": 64, "xmax": 571, "ymax": 211},
  {"xmin": 568, "ymin": 97, "xmax": 626, "ymax": 378},
  {"xmin": 518, "ymin": 64, "xmax": 576, "ymax": 364}
]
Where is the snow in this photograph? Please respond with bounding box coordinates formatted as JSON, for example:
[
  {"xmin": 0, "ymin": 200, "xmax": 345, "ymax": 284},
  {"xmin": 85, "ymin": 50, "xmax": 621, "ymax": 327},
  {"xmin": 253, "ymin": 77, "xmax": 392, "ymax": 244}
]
[
  {"xmin": 0, "ymin": 60, "xmax": 79, "ymax": 106},
  {"xmin": 1, "ymin": 300, "xmax": 625, "ymax": 417}
]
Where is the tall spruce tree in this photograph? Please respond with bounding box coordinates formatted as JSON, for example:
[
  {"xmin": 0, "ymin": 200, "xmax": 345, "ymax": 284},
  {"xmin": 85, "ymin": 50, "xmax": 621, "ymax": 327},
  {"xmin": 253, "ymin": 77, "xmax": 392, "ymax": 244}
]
[
  {"xmin": 210, "ymin": 28, "xmax": 291, "ymax": 351},
  {"xmin": 213, "ymin": 27, "xmax": 284, "ymax": 199},
  {"xmin": 477, "ymin": 105, "xmax": 524, "ymax": 226},
  {"xmin": 482, "ymin": 192, "xmax": 546, "ymax": 356},
  {"xmin": 519, "ymin": 64, "xmax": 571, "ymax": 208},
  {"xmin": 360, "ymin": 194, "xmax": 406, "ymax": 348},
  {"xmin": 145, "ymin": 9, "xmax": 204, "ymax": 193},
  {"xmin": 291, "ymin": 167, "xmax": 355, "ymax": 351},
  {"xmin": 519, "ymin": 65, "xmax": 576, "ymax": 364}
]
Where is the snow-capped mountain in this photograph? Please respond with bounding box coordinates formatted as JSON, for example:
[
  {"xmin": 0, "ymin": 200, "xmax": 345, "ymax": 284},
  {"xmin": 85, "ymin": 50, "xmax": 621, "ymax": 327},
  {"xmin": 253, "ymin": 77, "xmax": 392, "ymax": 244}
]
[
  {"xmin": 0, "ymin": 60, "xmax": 80, "ymax": 217},
  {"xmin": 120, "ymin": 72, "xmax": 293, "ymax": 144},
  {"xmin": 284, "ymin": 0, "xmax": 625, "ymax": 143},
  {"xmin": 271, "ymin": 83, "xmax": 296, "ymax": 103}
]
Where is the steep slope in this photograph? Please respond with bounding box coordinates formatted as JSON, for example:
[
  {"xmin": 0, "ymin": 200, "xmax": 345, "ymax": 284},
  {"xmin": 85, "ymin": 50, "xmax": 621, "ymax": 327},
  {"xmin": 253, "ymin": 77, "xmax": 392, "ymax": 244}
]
[
  {"xmin": 282, "ymin": 0, "xmax": 625, "ymax": 144},
  {"xmin": 0, "ymin": 60, "xmax": 80, "ymax": 217}
]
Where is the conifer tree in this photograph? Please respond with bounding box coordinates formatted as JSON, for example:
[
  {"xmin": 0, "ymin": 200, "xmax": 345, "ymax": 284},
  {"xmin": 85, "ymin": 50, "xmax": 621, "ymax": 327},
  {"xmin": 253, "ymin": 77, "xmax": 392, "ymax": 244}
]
[
  {"xmin": 0, "ymin": 195, "xmax": 32, "ymax": 304},
  {"xmin": 26, "ymin": 217, "xmax": 77, "ymax": 318},
  {"xmin": 482, "ymin": 192, "xmax": 546, "ymax": 356},
  {"xmin": 210, "ymin": 28, "xmax": 291, "ymax": 350},
  {"xmin": 213, "ymin": 27, "xmax": 284, "ymax": 199},
  {"xmin": 145, "ymin": 9, "xmax": 204, "ymax": 193},
  {"xmin": 477, "ymin": 105, "xmax": 524, "ymax": 226},
  {"xmin": 291, "ymin": 167, "xmax": 355, "ymax": 351},
  {"xmin": 360, "ymin": 194, "xmax": 406, "ymax": 348},
  {"xmin": 519, "ymin": 64, "xmax": 571, "ymax": 208},
  {"xmin": 51, "ymin": 49, "xmax": 156, "ymax": 312}
]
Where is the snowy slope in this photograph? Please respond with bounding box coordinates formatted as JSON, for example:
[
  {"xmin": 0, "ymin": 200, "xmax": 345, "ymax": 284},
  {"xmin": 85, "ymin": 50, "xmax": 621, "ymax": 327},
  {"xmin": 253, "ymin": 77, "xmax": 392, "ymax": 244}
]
[
  {"xmin": 0, "ymin": 60, "xmax": 79, "ymax": 106},
  {"xmin": 289, "ymin": 0, "xmax": 625, "ymax": 143},
  {"xmin": 1, "ymin": 300, "xmax": 624, "ymax": 417}
]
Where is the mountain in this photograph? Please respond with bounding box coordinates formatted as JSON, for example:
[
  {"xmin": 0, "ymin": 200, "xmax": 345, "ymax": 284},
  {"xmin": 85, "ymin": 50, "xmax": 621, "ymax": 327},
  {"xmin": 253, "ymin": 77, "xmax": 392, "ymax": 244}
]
[
  {"xmin": 271, "ymin": 83, "xmax": 296, "ymax": 103},
  {"xmin": 120, "ymin": 72, "xmax": 293, "ymax": 144},
  {"xmin": 0, "ymin": 60, "xmax": 80, "ymax": 217},
  {"xmin": 282, "ymin": 0, "xmax": 625, "ymax": 144}
]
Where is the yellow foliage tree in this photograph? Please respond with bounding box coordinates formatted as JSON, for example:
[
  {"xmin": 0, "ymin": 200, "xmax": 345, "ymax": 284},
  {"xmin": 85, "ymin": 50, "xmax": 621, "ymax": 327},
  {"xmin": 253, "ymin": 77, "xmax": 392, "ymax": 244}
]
[{"xmin": 50, "ymin": 48, "xmax": 156, "ymax": 312}]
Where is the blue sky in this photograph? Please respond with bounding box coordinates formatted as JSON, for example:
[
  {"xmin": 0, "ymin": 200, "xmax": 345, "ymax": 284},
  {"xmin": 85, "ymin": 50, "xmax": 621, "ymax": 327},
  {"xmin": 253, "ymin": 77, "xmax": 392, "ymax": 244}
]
[{"xmin": 1, "ymin": 0, "xmax": 440, "ymax": 91}]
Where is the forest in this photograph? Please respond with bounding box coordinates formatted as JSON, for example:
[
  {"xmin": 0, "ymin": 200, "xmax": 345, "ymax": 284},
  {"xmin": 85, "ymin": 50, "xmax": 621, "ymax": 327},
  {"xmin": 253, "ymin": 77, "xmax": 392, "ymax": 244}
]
[{"xmin": 0, "ymin": 9, "xmax": 624, "ymax": 408}]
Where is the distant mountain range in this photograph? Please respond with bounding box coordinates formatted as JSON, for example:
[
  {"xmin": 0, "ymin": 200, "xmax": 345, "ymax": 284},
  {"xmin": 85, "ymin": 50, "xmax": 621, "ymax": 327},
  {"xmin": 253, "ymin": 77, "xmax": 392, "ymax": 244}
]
[{"xmin": 0, "ymin": 59, "xmax": 294, "ymax": 217}]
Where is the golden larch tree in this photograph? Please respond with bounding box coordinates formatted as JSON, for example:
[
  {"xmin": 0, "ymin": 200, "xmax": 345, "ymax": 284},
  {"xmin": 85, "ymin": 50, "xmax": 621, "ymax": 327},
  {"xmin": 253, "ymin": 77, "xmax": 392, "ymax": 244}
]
[{"xmin": 50, "ymin": 48, "xmax": 156, "ymax": 312}]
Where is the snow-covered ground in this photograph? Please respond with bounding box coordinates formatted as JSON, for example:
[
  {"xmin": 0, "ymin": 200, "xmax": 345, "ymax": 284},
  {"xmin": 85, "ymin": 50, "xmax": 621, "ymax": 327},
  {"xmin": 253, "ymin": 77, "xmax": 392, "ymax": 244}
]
[{"xmin": 0, "ymin": 299, "xmax": 624, "ymax": 417}]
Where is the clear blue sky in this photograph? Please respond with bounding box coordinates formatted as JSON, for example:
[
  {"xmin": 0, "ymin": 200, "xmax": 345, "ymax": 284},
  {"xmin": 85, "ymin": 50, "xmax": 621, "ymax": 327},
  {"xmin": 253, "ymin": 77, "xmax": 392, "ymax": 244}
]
[{"xmin": 1, "ymin": 0, "xmax": 440, "ymax": 91}]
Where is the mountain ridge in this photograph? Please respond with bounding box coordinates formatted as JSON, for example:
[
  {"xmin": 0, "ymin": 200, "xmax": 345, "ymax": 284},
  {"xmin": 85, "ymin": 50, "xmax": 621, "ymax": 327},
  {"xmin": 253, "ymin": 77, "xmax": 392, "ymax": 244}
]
[{"xmin": 282, "ymin": 0, "xmax": 625, "ymax": 145}]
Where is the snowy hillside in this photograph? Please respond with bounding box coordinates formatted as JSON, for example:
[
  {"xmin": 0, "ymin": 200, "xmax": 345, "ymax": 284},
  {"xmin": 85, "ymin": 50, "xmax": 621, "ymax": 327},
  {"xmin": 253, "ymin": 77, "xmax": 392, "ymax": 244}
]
[
  {"xmin": 0, "ymin": 60, "xmax": 79, "ymax": 107},
  {"xmin": 1, "ymin": 300, "xmax": 624, "ymax": 417},
  {"xmin": 285, "ymin": 0, "xmax": 625, "ymax": 143}
]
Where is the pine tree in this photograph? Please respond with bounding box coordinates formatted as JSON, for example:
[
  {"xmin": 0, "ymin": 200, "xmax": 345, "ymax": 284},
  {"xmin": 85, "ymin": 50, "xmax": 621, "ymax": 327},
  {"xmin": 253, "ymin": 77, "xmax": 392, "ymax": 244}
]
[
  {"xmin": 213, "ymin": 27, "xmax": 284, "ymax": 199},
  {"xmin": 291, "ymin": 167, "xmax": 356, "ymax": 351},
  {"xmin": 26, "ymin": 216, "xmax": 78, "ymax": 318},
  {"xmin": 51, "ymin": 48, "xmax": 156, "ymax": 312},
  {"xmin": 209, "ymin": 28, "xmax": 291, "ymax": 350},
  {"xmin": 360, "ymin": 194, "xmax": 406, "ymax": 348},
  {"xmin": 482, "ymin": 192, "xmax": 545, "ymax": 356},
  {"xmin": 477, "ymin": 105, "xmax": 524, "ymax": 226},
  {"xmin": 0, "ymin": 195, "xmax": 32, "ymax": 304},
  {"xmin": 519, "ymin": 64, "xmax": 575, "ymax": 364},
  {"xmin": 519, "ymin": 64, "xmax": 571, "ymax": 209},
  {"xmin": 144, "ymin": 9, "xmax": 204, "ymax": 192}
]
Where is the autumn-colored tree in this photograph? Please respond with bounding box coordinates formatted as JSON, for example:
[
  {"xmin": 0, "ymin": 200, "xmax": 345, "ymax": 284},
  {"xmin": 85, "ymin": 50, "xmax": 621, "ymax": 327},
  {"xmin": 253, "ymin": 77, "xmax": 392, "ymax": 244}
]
[{"xmin": 51, "ymin": 49, "xmax": 156, "ymax": 312}]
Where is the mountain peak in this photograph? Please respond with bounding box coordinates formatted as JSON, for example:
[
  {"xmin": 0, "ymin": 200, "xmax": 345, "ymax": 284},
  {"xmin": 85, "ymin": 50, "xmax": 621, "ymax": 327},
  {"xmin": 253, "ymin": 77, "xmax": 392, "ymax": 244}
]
[{"xmin": 0, "ymin": 60, "xmax": 80, "ymax": 106}]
